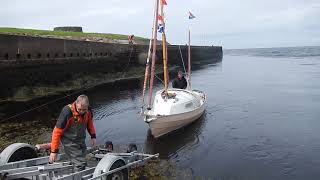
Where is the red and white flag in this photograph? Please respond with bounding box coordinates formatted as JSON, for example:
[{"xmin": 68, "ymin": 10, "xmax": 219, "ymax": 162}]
[
  {"xmin": 189, "ymin": 11, "xmax": 196, "ymax": 19},
  {"xmin": 162, "ymin": 0, "xmax": 167, "ymax": 5}
]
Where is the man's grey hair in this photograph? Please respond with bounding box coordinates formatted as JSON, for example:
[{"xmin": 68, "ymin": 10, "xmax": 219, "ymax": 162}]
[{"xmin": 76, "ymin": 94, "xmax": 89, "ymax": 107}]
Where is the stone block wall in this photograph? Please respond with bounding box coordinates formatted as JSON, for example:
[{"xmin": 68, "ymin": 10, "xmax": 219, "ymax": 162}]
[
  {"xmin": 53, "ymin": 26, "xmax": 83, "ymax": 32},
  {"xmin": 0, "ymin": 34, "xmax": 223, "ymax": 99}
]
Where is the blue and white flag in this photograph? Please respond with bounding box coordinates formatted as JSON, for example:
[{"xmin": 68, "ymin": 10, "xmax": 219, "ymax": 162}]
[{"xmin": 158, "ymin": 23, "xmax": 164, "ymax": 33}]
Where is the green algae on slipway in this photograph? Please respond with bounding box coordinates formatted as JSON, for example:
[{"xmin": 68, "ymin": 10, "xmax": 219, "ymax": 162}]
[{"xmin": 0, "ymin": 121, "xmax": 51, "ymax": 151}]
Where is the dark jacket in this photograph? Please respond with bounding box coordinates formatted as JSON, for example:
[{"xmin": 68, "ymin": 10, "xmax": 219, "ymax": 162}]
[{"xmin": 172, "ymin": 76, "xmax": 187, "ymax": 89}]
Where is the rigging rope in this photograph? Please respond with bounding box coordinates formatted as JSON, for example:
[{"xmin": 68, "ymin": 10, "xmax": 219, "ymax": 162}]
[
  {"xmin": 178, "ymin": 45, "xmax": 187, "ymax": 75},
  {"xmin": 1, "ymin": 89, "xmax": 84, "ymax": 122},
  {"xmin": 121, "ymin": 46, "xmax": 134, "ymax": 77},
  {"xmin": 1, "ymin": 47, "xmax": 135, "ymax": 123},
  {"xmin": 155, "ymin": 74, "xmax": 164, "ymax": 85}
]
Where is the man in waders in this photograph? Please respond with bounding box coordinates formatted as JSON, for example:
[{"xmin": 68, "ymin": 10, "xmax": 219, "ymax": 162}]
[{"xmin": 49, "ymin": 95, "xmax": 96, "ymax": 171}]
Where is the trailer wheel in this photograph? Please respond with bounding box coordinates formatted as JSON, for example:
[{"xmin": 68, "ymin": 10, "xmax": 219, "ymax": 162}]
[
  {"xmin": 0, "ymin": 172, "xmax": 8, "ymax": 180},
  {"xmin": 93, "ymin": 154, "xmax": 128, "ymax": 180},
  {"xmin": 107, "ymin": 160, "xmax": 128, "ymax": 180},
  {"xmin": 0, "ymin": 143, "xmax": 37, "ymax": 165}
]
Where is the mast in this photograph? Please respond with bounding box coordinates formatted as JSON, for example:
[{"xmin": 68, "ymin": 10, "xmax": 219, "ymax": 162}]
[
  {"xmin": 141, "ymin": 0, "xmax": 157, "ymax": 112},
  {"xmin": 160, "ymin": 0, "xmax": 169, "ymax": 91},
  {"xmin": 148, "ymin": 0, "xmax": 160, "ymax": 109},
  {"xmin": 187, "ymin": 11, "xmax": 195, "ymax": 89},
  {"xmin": 188, "ymin": 27, "xmax": 191, "ymax": 89}
]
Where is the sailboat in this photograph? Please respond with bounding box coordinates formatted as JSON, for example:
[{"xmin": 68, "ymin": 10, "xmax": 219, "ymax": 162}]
[{"xmin": 141, "ymin": 0, "xmax": 206, "ymax": 138}]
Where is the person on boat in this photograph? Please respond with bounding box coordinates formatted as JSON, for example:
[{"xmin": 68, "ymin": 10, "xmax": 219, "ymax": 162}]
[
  {"xmin": 172, "ymin": 70, "xmax": 187, "ymax": 89},
  {"xmin": 49, "ymin": 94, "xmax": 96, "ymax": 171}
]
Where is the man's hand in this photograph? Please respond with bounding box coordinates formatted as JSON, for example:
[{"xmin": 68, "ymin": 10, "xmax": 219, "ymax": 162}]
[
  {"xmin": 49, "ymin": 152, "xmax": 57, "ymax": 163},
  {"xmin": 91, "ymin": 138, "xmax": 97, "ymax": 147}
]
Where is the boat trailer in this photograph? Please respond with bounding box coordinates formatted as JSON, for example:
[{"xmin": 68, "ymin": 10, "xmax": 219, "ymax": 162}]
[{"xmin": 0, "ymin": 143, "xmax": 158, "ymax": 180}]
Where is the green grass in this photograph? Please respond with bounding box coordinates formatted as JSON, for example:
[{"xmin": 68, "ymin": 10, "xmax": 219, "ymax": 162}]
[{"xmin": 0, "ymin": 27, "xmax": 148, "ymax": 41}]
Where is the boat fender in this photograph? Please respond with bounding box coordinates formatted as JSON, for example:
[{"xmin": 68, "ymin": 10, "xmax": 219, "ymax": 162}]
[{"xmin": 0, "ymin": 143, "xmax": 37, "ymax": 165}]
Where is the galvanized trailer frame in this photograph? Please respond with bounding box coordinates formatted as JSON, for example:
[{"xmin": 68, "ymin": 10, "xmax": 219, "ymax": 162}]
[{"xmin": 0, "ymin": 143, "xmax": 158, "ymax": 180}]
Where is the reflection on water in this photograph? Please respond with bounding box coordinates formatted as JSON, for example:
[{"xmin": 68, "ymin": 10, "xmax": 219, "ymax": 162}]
[
  {"xmin": 145, "ymin": 114, "xmax": 206, "ymax": 159},
  {"xmin": 2, "ymin": 47, "xmax": 320, "ymax": 179}
]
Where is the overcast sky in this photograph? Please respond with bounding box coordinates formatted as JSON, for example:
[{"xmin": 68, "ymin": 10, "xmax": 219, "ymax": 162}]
[{"xmin": 1, "ymin": 0, "xmax": 320, "ymax": 49}]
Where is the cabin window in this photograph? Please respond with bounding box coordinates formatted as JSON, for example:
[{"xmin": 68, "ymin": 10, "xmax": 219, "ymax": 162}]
[{"xmin": 28, "ymin": 54, "xmax": 32, "ymax": 59}]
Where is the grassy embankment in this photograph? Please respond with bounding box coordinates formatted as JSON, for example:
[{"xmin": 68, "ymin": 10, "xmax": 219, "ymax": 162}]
[{"xmin": 0, "ymin": 27, "xmax": 148, "ymax": 42}]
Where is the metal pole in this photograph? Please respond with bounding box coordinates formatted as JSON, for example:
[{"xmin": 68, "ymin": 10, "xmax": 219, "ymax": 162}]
[{"xmin": 188, "ymin": 28, "xmax": 191, "ymax": 89}]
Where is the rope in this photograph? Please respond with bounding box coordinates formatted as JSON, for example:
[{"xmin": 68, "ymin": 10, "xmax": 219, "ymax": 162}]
[
  {"xmin": 121, "ymin": 46, "xmax": 134, "ymax": 77},
  {"xmin": 127, "ymin": 46, "xmax": 134, "ymax": 67},
  {"xmin": 1, "ymin": 89, "xmax": 84, "ymax": 122},
  {"xmin": 1, "ymin": 47, "xmax": 135, "ymax": 123},
  {"xmin": 155, "ymin": 74, "xmax": 164, "ymax": 85},
  {"xmin": 178, "ymin": 45, "xmax": 187, "ymax": 75}
]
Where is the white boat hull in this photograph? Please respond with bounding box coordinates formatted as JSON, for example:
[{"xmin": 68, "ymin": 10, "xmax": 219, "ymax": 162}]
[{"xmin": 144, "ymin": 89, "xmax": 206, "ymax": 138}]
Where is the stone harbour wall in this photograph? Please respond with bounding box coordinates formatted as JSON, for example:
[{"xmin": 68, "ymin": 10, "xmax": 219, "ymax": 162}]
[{"xmin": 0, "ymin": 34, "xmax": 223, "ymax": 99}]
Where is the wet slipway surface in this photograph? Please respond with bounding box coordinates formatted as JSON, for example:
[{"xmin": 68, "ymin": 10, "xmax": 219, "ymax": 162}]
[{"xmin": 2, "ymin": 47, "xmax": 320, "ymax": 179}]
